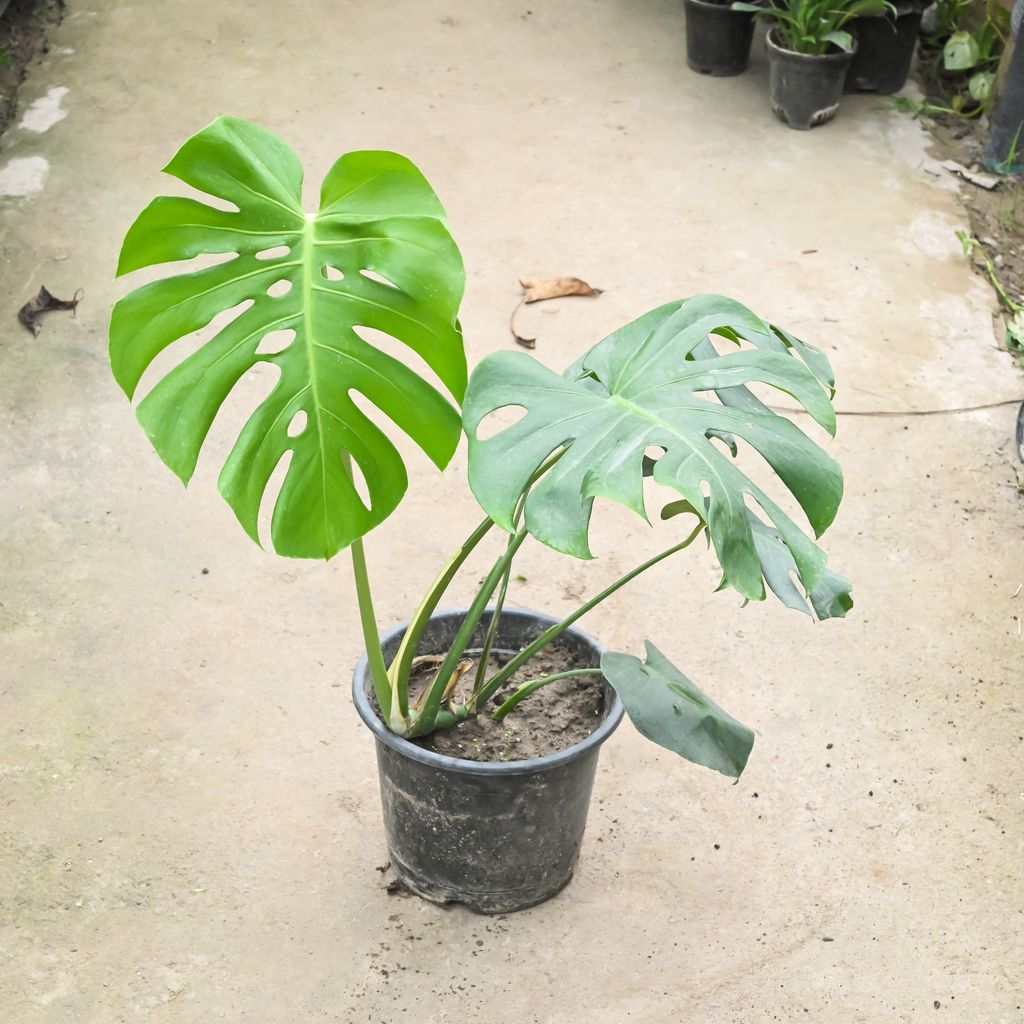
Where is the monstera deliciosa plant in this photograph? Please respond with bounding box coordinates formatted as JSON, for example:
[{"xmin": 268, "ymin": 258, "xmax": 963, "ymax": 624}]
[{"xmin": 110, "ymin": 116, "xmax": 851, "ymax": 780}]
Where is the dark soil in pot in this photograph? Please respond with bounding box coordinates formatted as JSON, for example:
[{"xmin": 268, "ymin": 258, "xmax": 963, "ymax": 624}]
[
  {"xmin": 766, "ymin": 29, "xmax": 855, "ymax": 130},
  {"xmin": 846, "ymin": 3, "xmax": 923, "ymax": 94},
  {"xmin": 410, "ymin": 642, "xmax": 605, "ymax": 761},
  {"xmin": 684, "ymin": 0, "xmax": 757, "ymax": 77},
  {"xmin": 353, "ymin": 607, "xmax": 624, "ymax": 914}
]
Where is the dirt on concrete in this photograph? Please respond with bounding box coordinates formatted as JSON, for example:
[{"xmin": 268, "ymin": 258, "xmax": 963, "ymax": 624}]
[
  {"xmin": 900, "ymin": 59, "xmax": 1024, "ymax": 359},
  {"xmin": 0, "ymin": 0, "xmax": 63, "ymax": 142}
]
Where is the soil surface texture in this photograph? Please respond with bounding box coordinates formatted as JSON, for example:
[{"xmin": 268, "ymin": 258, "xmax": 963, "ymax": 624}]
[{"xmin": 409, "ymin": 643, "xmax": 606, "ymax": 762}]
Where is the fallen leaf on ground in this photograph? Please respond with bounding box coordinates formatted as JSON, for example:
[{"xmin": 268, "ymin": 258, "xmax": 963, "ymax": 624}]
[
  {"xmin": 18, "ymin": 285, "xmax": 83, "ymax": 336},
  {"xmin": 510, "ymin": 275, "xmax": 602, "ymax": 347},
  {"xmin": 512, "ymin": 321, "xmax": 536, "ymax": 349},
  {"xmin": 519, "ymin": 276, "xmax": 603, "ymax": 303}
]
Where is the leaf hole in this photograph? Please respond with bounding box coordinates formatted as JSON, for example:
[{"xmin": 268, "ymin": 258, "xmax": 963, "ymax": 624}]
[
  {"xmin": 131, "ymin": 298, "xmax": 255, "ymax": 404},
  {"xmin": 350, "ymin": 325, "xmax": 454, "ymax": 402},
  {"xmin": 286, "ymin": 409, "xmax": 307, "ymax": 438},
  {"xmin": 322, "ymin": 264, "xmax": 344, "ymax": 281},
  {"xmin": 707, "ymin": 432, "xmax": 738, "ymax": 458},
  {"xmin": 254, "ymin": 245, "xmax": 291, "ymax": 261},
  {"xmin": 257, "ymin": 448, "xmax": 292, "ymax": 552},
  {"xmin": 345, "ymin": 454, "xmax": 372, "ymax": 512},
  {"xmin": 267, "ymin": 279, "xmax": 293, "ymax": 297},
  {"xmin": 184, "ymin": 189, "xmax": 240, "ymax": 214},
  {"xmin": 360, "ymin": 269, "xmax": 400, "ymax": 290},
  {"xmin": 255, "ymin": 328, "xmax": 296, "ymax": 356},
  {"xmin": 475, "ymin": 404, "xmax": 527, "ymax": 442}
]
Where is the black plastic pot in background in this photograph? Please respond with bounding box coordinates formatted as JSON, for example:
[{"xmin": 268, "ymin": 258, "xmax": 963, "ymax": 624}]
[
  {"xmin": 766, "ymin": 29, "xmax": 856, "ymax": 130},
  {"xmin": 846, "ymin": 2, "xmax": 924, "ymax": 94},
  {"xmin": 684, "ymin": 0, "xmax": 757, "ymax": 77},
  {"xmin": 352, "ymin": 607, "xmax": 625, "ymax": 915}
]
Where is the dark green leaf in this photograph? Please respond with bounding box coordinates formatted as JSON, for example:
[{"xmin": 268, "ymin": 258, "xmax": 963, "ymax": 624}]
[
  {"xmin": 464, "ymin": 294, "xmax": 843, "ymax": 603},
  {"xmin": 748, "ymin": 511, "xmax": 853, "ymax": 620},
  {"xmin": 601, "ymin": 642, "xmax": 755, "ymax": 778}
]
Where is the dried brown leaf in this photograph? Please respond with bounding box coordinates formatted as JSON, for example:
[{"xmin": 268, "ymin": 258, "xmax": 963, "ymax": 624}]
[
  {"xmin": 509, "ymin": 298, "xmax": 536, "ymax": 349},
  {"xmin": 18, "ymin": 285, "xmax": 83, "ymax": 337},
  {"xmin": 519, "ymin": 276, "xmax": 602, "ymax": 304}
]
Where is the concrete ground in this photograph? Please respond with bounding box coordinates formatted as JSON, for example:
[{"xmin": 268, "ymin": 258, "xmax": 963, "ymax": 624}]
[{"xmin": 2, "ymin": 1, "xmax": 1022, "ymax": 1021}]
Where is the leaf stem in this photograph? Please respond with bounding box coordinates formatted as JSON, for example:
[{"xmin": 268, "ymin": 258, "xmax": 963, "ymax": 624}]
[
  {"xmin": 387, "ymin": 516, "xmax": 494, "ymax": 706},
  {"xmin": 470, "ymin": 504, "xmax": 524, "ymax": 697},
  {"xmin": 469, "ymin": 448, "xmax": 566, "ymax": 698},
  {"xmin": 406, "ymin": 529, "xmax": 528, "ymax": 737},
  {"xmin": 491, "ymin": 668, "xmax": 605, "ymax": 721},
  {"xmin": 470, "ymin": 521, "xmax": 706, "ymax": 712},
  {"xmin": 350, "ymin": 537, "xmax": 394, "ymax": 725}
]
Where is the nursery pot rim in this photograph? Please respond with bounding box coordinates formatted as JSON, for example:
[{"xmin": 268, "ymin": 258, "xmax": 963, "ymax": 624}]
[
  {"xmin": 765, "ymin": 26, "xmax": 857, "ymax": 61},
  {"xmin": 684, "ymin": 0, "xmax": 755, "ymax": 10},
  {"xmin": 852, "ymin": 0, "xmax": 917, "ymax": 16},
  {"xmin": 352, "ymin": 605, "xmax": 625, "ymax": 777}
]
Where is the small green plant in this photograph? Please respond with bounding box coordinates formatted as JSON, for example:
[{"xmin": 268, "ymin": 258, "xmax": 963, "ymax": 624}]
[
  {"xmin": 733, "ymin": 0, "xmax": 891, "ymax": 53},
  {"xmin": 884, "ymin": 95, "xmax": 959, "ymax": 118},
  {"xmin": 919, "ymin": 0, "xmax": 1008, "ymax": 115},
  {"xmin": 109, "ymin": 117, "xmax": 852, "ymax": 778},
  {"xmin": 957, "ymin": 230, "xmax": 1024, "ymax": 357},
  {"xmin": 0, "ymin": 46, "xmax": 12, "ymax": 70}
]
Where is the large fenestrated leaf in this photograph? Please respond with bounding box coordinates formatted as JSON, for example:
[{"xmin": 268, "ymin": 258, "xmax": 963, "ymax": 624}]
[
  {"xmin": 463, "ymin": 295, "xmax": 843, "ymax": 602},
  {"xmin": 110, "ymin": 116, "xmax": 465, "ymax": 559},
  {"xmin": 601, "ymin": 642, "xmax": 755, "ymax": 778}
]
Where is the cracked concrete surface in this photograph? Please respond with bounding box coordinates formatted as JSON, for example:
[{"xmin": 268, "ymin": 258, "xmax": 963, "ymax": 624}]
[{"xmin": 1, "ymin": 2, "xmax": 1022, "ymax": 1021}]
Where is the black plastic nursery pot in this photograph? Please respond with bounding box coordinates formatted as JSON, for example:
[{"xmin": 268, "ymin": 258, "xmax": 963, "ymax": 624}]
[
  {"xmin": 846, "ymin": 2, "xmax": 923, "ymax": 94},
  {"xmin": 766, "ymin": 29, "xmax": 856, "ymax": 130},
  {"xmin": 352, "ymin": 607, "xmax": 625, "ymax": 915},
  {"xmin": 684, "ymin": 0, "xmax": 757, "ymax": 77}
]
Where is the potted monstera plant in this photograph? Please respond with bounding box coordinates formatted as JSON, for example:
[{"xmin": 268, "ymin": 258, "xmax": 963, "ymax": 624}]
[{"xmin": 110, "ymin": 116, "xmax": 852, "ymax": 914}]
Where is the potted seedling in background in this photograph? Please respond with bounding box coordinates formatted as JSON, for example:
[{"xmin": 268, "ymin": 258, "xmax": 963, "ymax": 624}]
[
  {"xmin": 110, "ymin": 117, "xmax": 852, "ymax": 914},
  {"xmin": 734, "ymin": 0, "xmax": 890, "ymax": 128}
]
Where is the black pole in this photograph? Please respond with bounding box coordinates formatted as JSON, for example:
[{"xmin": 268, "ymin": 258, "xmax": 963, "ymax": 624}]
[{"xmin": 987, "ymin": 1, "xmax": 1024, "ymax": 170}]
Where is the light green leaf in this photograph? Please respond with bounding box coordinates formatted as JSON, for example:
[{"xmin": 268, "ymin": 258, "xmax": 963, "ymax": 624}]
[
  {"xmin": 1006, "ymin": 311, "xmax": 1024, "ymax": 350},
  {"xmin": 110, "ymin": 116, "xmax": 466, "ymax": 559},
  {"xmin": 944, "ymin": 30, "xmax": 981, "ymax": 71},
  {"xmin": 601, "ymin": 643, "xmax": 755, "ymax": 778},
  {"xmin": 822, "ymin": 29, "xmax": 854, "ymax": 52},
  {"xmin": 968, "ymin": 71, "xmax": 994, "ymax": 102},
  {"xmin": 463, "ymin": 295, "xmax": 843, "ymax": 603}
]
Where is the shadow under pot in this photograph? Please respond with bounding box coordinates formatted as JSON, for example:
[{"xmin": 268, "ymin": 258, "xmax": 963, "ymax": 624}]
[
  {"xmin": 684, "ymin": 0, "xmax": 758, "ymax": 77},
  {"xmin": 846, "ymin": 1, "xmax": 924, "ymax": 94},
  {"xmin": 765, "ymin": 28, "xmax": 856, "ymax": 130},
  {"xmin": 352, "ymin": 607, "xmax": 625, "ymax": 915}
]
